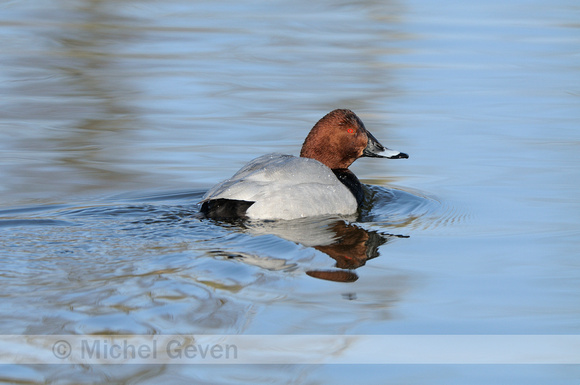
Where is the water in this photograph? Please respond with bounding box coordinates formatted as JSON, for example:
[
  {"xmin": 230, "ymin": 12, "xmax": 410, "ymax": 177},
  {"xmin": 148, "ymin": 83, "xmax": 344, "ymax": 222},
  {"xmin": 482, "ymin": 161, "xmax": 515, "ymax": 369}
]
[{"xmin": 1, "ymin": 0, "xmax": 579, "ymax": 383}]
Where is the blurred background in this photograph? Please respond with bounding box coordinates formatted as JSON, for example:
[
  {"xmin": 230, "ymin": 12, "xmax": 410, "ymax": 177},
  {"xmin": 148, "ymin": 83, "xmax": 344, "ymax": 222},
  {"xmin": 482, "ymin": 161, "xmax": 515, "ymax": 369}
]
[{"xmin": 0, "ymin": 0, "xmax": 579, "ymax": 383}]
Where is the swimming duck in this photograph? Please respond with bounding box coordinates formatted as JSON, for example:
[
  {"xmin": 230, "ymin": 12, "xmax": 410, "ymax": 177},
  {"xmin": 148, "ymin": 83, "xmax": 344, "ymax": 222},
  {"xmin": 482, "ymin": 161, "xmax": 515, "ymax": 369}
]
[{"xmin": 200, "ymin": 109, "xmax": 408, "ymax": 220}]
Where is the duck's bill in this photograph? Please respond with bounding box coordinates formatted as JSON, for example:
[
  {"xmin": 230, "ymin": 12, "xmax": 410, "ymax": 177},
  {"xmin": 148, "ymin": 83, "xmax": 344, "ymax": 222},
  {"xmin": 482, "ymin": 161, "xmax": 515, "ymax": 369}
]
[
  {"xmin": 368, "ymin": 147, "xmax": 409, "ymax": 159},
  {"xmin": 363, "ymin": 131, "xmax": 409, "ymax": 159}
]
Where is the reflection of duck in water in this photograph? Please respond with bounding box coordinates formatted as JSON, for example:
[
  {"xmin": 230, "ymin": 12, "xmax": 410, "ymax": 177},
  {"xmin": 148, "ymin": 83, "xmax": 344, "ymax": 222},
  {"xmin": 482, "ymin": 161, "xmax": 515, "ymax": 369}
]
[
  {"xmin": 215, "ymin": 218, "xmax": 408, "ymax": 283},
  {"xmin": 306, "ymin": 221, "xmax": 408, "ymax": 282}
]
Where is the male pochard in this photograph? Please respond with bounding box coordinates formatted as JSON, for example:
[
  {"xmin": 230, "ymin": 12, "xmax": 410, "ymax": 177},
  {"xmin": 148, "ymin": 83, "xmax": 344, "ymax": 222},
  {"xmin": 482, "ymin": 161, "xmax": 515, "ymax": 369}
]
[{"xmin": 200, "ymin": 109, "xmax": 408, "ymax": 220}]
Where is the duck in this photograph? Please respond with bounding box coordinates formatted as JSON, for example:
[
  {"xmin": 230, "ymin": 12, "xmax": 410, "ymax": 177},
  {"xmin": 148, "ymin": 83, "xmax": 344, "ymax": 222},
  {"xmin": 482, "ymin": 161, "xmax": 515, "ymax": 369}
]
[{"xmin": 200, "ymin": 109, "xmax": 408, "ymax": 220}]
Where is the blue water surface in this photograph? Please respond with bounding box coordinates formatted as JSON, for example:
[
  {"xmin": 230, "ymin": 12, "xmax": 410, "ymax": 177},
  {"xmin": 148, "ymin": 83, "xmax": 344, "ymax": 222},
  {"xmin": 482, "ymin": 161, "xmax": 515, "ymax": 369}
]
[{"xmin": 0, "ymin": 0, "xmax": 579, "ymax": 383}]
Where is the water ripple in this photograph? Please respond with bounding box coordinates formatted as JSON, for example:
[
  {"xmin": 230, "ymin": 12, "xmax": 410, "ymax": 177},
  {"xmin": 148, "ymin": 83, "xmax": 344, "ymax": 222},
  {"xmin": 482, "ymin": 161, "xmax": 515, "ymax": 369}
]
[{"xmin": 361, "ymin": 184, "xmax": 466, "ymax": 231}]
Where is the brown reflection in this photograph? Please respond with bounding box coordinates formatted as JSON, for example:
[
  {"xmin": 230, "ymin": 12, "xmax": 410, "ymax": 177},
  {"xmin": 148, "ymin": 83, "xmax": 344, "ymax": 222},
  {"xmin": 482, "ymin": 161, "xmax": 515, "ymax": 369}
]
[
  {"xmin": 50, "ymin": 1, "xmax": 145, "ymax": 189},
  {"xmin": 3, "ymin": 0, "xmax": 150, "ymax": 199},
  {"xmin": 305, "ymin": 220, "xmax": 408, "ymax": 282},
  {"xmin": 239, "ymin": 216, "xmax": 408, "ymax": 283},
  {"xmin": 306, "ymin": 270, "xmax": 359, "ymax": 283}
]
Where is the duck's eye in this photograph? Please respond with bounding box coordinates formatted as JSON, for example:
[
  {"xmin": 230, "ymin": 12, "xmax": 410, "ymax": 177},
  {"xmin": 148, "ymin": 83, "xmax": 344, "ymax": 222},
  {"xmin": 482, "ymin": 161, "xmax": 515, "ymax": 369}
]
[{"xmin": 347, "ymin": 128, "xmax": 355, "ymax": 134}]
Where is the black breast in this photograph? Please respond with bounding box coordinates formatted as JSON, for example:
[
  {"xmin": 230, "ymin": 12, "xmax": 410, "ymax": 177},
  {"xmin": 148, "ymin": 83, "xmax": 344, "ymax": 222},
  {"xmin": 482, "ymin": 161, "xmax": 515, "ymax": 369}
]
[{"xmin": 332, "ymin": 169, "xmax": 364, "ymax": 206}]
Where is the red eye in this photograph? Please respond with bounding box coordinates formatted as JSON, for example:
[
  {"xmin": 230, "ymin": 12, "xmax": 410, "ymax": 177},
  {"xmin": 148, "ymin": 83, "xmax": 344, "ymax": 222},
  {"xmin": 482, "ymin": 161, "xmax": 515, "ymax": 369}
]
[{"xmin": 347, "ymin": 128, "xmax": 355, "ymax": 133}]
